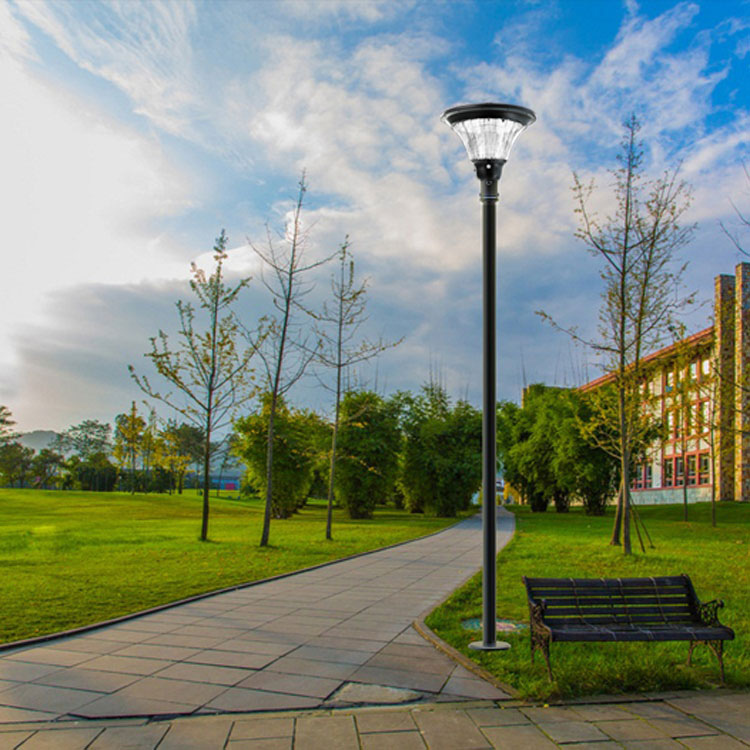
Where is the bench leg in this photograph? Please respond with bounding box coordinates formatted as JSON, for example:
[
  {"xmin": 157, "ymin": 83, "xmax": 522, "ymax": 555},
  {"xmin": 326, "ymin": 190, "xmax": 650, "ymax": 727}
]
[
  {"xmin": 531, "ymin": 631, "xmax": 553, "ymax": 681},
  {"xmin": 687, "ymin": 640, "xmax": 726, "ymax": 683}
]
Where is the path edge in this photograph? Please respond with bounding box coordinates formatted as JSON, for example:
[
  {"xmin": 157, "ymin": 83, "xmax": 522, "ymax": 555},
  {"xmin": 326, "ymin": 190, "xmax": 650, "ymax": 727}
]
[
  {"xmin": 1, "ymin": 513, "xmax": 476, "ymax": 654},
  {"xmin": 412, "ymin": 507, "xmax": 520, "ymax": 699}
]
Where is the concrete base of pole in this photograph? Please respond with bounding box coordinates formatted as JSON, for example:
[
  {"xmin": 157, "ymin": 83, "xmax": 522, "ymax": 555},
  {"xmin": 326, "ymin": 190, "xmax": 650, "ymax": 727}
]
[{"xmin": 469, "ymin": 641, "xmax": 511, "ymax": 651}]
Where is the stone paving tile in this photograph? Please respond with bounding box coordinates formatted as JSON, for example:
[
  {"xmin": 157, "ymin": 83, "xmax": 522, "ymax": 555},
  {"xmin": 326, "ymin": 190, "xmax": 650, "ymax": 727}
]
[
  {"xmin": 12, "ymin": 726, "xmax": 103, "ymax": 749},
  {"xmin": 44, "ymin": 639, "xmax": 121, "ymax": 655},
  {"xmin": 0, "ymin": 683, "xmax": 98, "ymax": 714},
  {"xmin": 292, "ymin": 647, "xmax": 372, "ymax": 666},
  {"xmin": 153, "ymin": 661, "xmax": 251, "ymax": 686},
  {"xmin": 31, "ymin": 668, "xmax": 138, "ymax": 693},
  {"xmin": 205, "ymin": 687, "xmax": 320, "ymax": 713},
  {"xmin": 141, "ymin": 634, "xmax": 226, "ymax": 649},
  {"xmin": 295, "ymin": 715, "xmax": 358, "ymax": 750},
  {"xmin": 170, "ymin": 624, "xmax": 248, "ymax": 639},
  {"xmin": 619, "ymin": 740, "xmax": 686, "ymax": 749},
  {"xmin": 72, "ymin": 693, "xmax": 197, "ymax": 719},
  {"xmin": 111, "ymin": 676, "xmax": 226, "ymax": 706},
  {"xmin": 349, "ymin": 665, "xmax": 446, "ymax": 693},
  {"xmin": 227, "ymin": 738, "xmax": 292, "ymax": 750},
  {"xmin": 77, "ymin": 655, "xmax": 173, "ymax": 677},
  {"xmin": 360, "ymin": 731, "xmax": 427, "ymax": 749},
  {"xmin": 305, "ymin": 636, "xmax": 387, "ymax": 653},
  {"xmin": 88, "ymin": 723, "xmax": 168, "ymax": 749},
  {"xmin": 110, "ymin": 644, "xmax": 200, "ymax": 662},
  {"xmin": 111, "ymin": 620, "xmax": 177, "ymax": 634},
  {"xmin": 3, "ymin": 649, "xmax": 92, "ymax": 668},
  {"xmin": 467, "ymin": 707, "xmax": 531, "ymax": 727},
  {"xmin": 0, "ymin": 730, "xmax": 34, "ymax": 749},
  {"xmin": 538, "ymin": 719, "xmax": 610, "ymax": 743},
  {"xmin": 184, "ymin": 650, "xmax": 276, "ymax": 670},
  {"xmin": 439, "ymin": 675, "xmax": 510, "ymax": 700},
  {"xmin": 481, "ymin": 723, "xmax": 558, "ymax": 749},
  {"xmin": 646, "ymin": 716, "xmax": 721, "ymax": 738},
  {"xmin": 413, "ymin": 709, "xmax": 492, "ymax": 750},
  {"xmin": 574, "ymin": 703, "xmax": 643, "ymax": 721},
  {"xmin": 521, "ymin": 705, "xmax": 583, "ymax": 723},
  {"xmin": 230, "ymin": 716, "xmax": 294, "ymax": 740},
  {"xmin": 678, "ymin": 737, "xmax": 750, "ymax": 750},
  {"xmin": 211, "ymin": 639, "xmax": 295, "ymax": 656},
  {"xmin": 158, "ymin": 716, "xmax": 234, "ymax": 749},
  {"xmin": 237, "ymin": 671, "xmax": 342, "ymax": 700},
  {"xmin": 86, "ymin": 630, "xmax": 153, "ymax": 645},
  {"xmin": 266, "ymin": 656, "xmax": 358, "ymax": 681},
  {"xmin": 355, "ymin": 710, "xmax": 417, "ymax": 733},
  {"xmin": 597, "ymin": 719, "xmax": 672, "ymax": 741},
  {"xmin": 363, "ymin": 652, "xmax": 454, "ymax": 676},
  {"xmin": 0, "ymin": 706, "xmax": 59, "ymax": 723},
  {"xmin": 0, "ymin": 681, "xmax": 18, "ymax": 694}
]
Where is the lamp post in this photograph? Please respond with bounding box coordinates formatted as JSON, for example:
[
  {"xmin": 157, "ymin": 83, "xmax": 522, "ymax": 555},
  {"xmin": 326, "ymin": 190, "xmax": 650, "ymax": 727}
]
[{"xmin": 441, "ymin": 102, "xmax": 535, "ymax": 651}]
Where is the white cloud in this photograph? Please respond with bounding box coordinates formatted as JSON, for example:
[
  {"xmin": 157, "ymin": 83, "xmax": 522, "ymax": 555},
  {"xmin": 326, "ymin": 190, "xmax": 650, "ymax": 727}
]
[{"xmin": 0, "ymin": 15, "xmax": 196, "ymax": 395}]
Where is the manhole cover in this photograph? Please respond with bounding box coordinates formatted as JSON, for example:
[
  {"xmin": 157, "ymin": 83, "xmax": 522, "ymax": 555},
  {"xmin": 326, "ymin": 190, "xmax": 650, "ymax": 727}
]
[{"xmin": 461, "ymin": 618, "xmax": 527, "ymax": 633}]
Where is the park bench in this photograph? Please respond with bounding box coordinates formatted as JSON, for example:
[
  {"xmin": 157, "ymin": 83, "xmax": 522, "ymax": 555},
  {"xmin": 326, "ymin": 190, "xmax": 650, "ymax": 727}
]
[{"xmin": 523, "ymin": 574, "xmax": 734, "ymax": 682}]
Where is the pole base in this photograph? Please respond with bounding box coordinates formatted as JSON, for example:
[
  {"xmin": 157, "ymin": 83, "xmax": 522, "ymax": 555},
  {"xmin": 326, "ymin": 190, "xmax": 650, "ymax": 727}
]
[{"xmin": 469, "ymin": 640, "xmax": 511, "ymax": 652}]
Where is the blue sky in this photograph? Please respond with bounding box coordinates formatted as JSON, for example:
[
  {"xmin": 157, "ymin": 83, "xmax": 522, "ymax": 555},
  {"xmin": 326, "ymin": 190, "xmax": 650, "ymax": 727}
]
[{"xmin": 1, "ymin": 0, "xmax": 749, "ymax": 432}]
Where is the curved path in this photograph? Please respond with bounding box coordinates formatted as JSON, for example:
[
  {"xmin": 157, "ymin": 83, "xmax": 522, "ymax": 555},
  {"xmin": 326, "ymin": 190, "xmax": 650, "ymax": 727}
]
[{"xmin": 0, "ymin": 510, "xmax": 515, "ymax": 726}]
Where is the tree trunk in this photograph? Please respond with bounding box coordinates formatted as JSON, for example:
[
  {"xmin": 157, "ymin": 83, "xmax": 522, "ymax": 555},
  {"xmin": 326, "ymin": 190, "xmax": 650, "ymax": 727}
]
[{"xmin": 260, "ymin": 394, "xmax": 277, "ymax": 547}]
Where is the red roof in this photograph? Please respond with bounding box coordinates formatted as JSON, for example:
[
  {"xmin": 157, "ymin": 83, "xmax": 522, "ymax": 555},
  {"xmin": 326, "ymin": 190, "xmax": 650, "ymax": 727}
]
[{"xmin": 579, "ymin": 326, "xmax": 714, "ymax": 392}]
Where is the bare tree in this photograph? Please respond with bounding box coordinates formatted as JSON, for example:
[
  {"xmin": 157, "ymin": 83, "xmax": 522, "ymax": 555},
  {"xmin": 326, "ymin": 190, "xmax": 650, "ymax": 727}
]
[
  {"xmin": 130, "ymin": 230, "xmax": 262, "ymax": 541},
  {"xmin": 540, "ymin": 115, "xmax": 695, "ymax": 554},
  {"xmin": 247, "ymin": 174, "xmax": 333, "ymax": 548},
  {"xmin": 312, "ymin": 238, "xmax": 402, "ymax": 540},
  {"xmin": 721, "ymin": 161, "xmax": 750, "ymax": 255}
]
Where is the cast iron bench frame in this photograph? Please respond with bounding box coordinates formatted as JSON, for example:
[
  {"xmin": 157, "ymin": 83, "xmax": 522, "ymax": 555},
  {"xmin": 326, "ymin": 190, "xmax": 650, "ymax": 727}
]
[{"xmin": 523, "ymin": 574, "xmax": 734, "ymax": 682}]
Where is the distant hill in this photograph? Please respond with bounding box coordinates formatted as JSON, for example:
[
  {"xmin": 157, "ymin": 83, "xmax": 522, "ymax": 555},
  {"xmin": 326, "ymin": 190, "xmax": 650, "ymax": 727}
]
[{"xmin": 18, "ymin": 430, "xmax": 58, "ymax": 452}]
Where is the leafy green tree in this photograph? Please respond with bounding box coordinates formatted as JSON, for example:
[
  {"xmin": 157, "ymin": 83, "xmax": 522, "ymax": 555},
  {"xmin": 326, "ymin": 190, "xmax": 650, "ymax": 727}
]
[
  {"xmin": 0, "ymin": 406, "xmax": 17, "ymax": 446},
  {"xmin": 76, "ymin": 451, "xmax": 118, "ymax": 492},
  {"xmin": 31, "ymin": 448, "xmax": 65, "ymax": 489},
  {"xmin": 334, "ymin": 391, "xmax": 400, "ymax": 519},
  {"xmin": 59, "ymin": 419, "xmax": 112, "ymax": 460},
  {"xmin": 398, "ymin": 384, "xmax": 481, "ymax": 517},
  {"xmin": 130, "ymin": 230, "xmax": 262, "ymax": 539},
  {"xmin": 233, "ymin": 394, "xmax": 318, "ymax": 519},
  {"xmin": 0, "ymin": 442, "xmax": 34, "ymax": 488},
  {"xmin": 114, "ymin": 402, "xmax": 146, "ymax": 494}
]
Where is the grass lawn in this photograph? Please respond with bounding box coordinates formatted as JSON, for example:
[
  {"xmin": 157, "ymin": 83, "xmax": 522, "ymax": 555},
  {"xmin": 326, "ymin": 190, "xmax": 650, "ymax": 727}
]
[
  {"xmin": 426, "ymin": 502, "xmax": 750, "ymax": 700},
  {"xmin": 0, "ymin": 489, "xmax": 467, "ymax": 645}
]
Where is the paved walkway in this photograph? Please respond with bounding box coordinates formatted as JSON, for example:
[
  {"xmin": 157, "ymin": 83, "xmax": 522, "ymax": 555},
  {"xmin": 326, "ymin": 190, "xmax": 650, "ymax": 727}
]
[
  {"xmin": 1, "ymin": 692, "xmax": 749, "ymax": 748},
  {"xmin": 0, "ymin": 512, "xmax": 513, "ymax": 727}
]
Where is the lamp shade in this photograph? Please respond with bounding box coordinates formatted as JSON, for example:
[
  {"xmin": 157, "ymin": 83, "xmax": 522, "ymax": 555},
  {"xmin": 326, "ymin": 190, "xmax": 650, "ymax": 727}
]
[{"xmin": 441, "ymin": 102, "xmax": 536, "ymax": 162}]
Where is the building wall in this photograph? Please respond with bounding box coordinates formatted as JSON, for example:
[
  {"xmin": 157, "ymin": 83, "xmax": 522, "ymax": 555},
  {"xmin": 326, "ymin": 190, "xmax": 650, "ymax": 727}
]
[{"xmin": 601, "ymin": 263, "xmax": 750, "ymax": 505}]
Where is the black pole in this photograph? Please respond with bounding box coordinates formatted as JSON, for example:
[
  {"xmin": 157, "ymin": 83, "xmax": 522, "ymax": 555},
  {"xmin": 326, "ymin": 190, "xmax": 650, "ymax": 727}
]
[{"xmin": 471, "ymin": 159, "xmax": 510, "ymax": 652}]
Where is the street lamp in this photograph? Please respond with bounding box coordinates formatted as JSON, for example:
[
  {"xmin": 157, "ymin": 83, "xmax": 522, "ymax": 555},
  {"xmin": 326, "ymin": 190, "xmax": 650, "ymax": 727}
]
[{"xmin": 441, "ymin": 102, "xmax": 536, "ymax": 651}]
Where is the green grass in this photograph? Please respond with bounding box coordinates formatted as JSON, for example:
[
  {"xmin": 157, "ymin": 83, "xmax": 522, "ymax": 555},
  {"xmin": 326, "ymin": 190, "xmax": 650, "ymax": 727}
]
[
  {"xmin": 0, "ymin": 489, "xmax": 467, "ymax": 645},
  {"xmin": 426, "ymin": 502, "xmax": 750, "ymax": 700}
]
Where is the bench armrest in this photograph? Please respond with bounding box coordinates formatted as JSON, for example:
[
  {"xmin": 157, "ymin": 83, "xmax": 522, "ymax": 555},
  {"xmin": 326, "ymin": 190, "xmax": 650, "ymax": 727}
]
[
  {"xmin": 696, "ymin": 598, "xmax": 725, "ymax": 627},
  {"xmin": 528, "ymin": 597, "xmax": 552, "ymax": 635}
]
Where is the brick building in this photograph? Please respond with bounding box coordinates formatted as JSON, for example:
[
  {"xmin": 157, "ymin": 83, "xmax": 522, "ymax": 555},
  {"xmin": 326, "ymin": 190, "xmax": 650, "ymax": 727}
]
[{"xmin": 579, "ymin": 263, "xmax": 750, "ymax": 505}]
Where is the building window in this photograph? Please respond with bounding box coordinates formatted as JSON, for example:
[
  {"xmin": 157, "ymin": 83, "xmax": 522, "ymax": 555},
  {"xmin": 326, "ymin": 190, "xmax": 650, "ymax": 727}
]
[
  {"xmin": 664, "ymin": 459, "xmax": 674, "ymax": 487},
  {"xmin": 690, "ymin": 361, "xmax": 698, "ymax": 380},
  {"xmin": 676, "ymin": 457, "xmax": 685, "ymax": 486},
  {"xmin": 699, "ymin": 453, "xmax": 710, "ymax": 485},
  {"xmin": 666, "ymin": 371, "xmax": 674, "ymax": 392},
  {"xmin": 701, "ymin": 357, "xmax": 711, "ymax": 376},
  {"xmin": 645, "ymin": 464, "xmax": 653, "ymax": 488},
  {"xmin": 687, "ymin": 454, "xmax": 697, "ymax": 485}
]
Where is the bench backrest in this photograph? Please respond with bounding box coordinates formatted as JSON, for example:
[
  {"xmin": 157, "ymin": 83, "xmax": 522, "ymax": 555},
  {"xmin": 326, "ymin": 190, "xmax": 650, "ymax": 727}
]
[{"xmin": 523, "ymin": 575, "xmax": 698, "ymax": 627}]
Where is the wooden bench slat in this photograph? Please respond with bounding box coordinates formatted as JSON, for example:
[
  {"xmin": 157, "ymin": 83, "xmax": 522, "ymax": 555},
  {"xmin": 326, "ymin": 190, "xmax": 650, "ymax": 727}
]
[
  {"xmin": 526, "ymin": 576, "xmax": 686, "ymax": 589},
  {"xmin": 540, "ymin": 596, "xmax": 691, "ymax": 607},
  {"xmin": 543, "ymin": 605, "xmax": 692, "ymax": 617},
  {"xmin": 544, "ymin": 614, "xmax": 695, "ymax": 625},
  {"xmin": 529, "ymin": 586, "xmax": 688, "ymax": 598}
]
